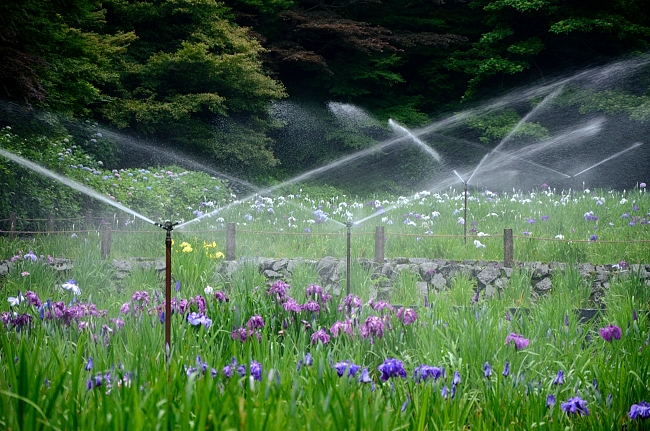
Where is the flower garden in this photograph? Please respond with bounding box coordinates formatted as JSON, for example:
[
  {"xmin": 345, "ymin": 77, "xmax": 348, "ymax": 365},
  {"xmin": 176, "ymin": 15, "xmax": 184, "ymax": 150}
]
[{"xmin": 1, "ymin": 183, "xmax": 650, "ymax": 430}]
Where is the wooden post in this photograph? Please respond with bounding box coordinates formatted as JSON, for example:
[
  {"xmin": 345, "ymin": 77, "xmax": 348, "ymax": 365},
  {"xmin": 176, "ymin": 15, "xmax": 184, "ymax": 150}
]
[
  {"xmin": 374, "ymin": 226, "xmax": 385, "ymax": 264},
  {"xmin": 48, "ymin": 214, "xmax": 55, "ymax": 234},
  {"xmin": 101, "ymin": 222, "xmax": 112, "ymax": 258},
  {"xmin": 226, "ymin": 222, "xmax": 236, "ymax": 261},
  {"xmin": 503, "ymin": 228, "xmax": 513, "ymax": 268},
  {"xmin": 8, "ymin": 212, "xmax": 16, "ymax": 240}
]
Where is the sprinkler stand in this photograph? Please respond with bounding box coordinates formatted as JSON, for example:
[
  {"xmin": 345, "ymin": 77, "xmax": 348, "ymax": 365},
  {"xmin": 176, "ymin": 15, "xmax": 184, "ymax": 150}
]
[
  {"xmin": 156, "ymin": 220, "xmax": 179, "ymax": 360},
  {"xmin": 346, "ymin": 222, "xmax": 352, "ymax": 296}
]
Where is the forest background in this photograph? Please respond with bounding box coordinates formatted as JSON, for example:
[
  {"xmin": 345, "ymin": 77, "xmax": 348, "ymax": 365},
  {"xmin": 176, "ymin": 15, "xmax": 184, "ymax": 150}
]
[{"xmin": 1, "ymin": 0, "xmax": 650, "ymax": 221}]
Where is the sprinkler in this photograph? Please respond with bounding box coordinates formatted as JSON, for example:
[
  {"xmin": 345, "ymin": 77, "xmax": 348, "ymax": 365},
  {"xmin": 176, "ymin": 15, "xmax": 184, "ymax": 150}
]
[
  {"xmin": 156, "ymin": 220, "xmax": 179, "ymax": 359},
  {"xmin": 453, "ymin": 170, "xmax": 468, "ymax": 245}
]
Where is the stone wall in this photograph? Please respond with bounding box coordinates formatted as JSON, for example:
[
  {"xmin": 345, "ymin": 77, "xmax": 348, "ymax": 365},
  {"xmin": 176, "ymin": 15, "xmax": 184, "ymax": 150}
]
[
  {"xmin": 216, "ymin": 257, "xmax": 650, "ymax": 305},
  {"xmin": 2, "ymin": 256, "xmax": 648, "ymax": 306}
]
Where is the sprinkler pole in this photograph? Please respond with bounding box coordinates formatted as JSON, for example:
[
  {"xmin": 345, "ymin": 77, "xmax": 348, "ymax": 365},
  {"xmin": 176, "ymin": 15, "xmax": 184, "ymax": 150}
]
[
  {"xmin": 157, "ymin": 220, "xmax": 178, "ymax": 361},
  {"xmin": 464, "ymin": 181, "xmax": 468, "ymax": 245},
  {"xmin": 346, "ymin": 222, "xmax": 352, "ymax": 296},
  {"xmin": 453, "ymin": 170, "xmax": 468, "ymax": 245}
]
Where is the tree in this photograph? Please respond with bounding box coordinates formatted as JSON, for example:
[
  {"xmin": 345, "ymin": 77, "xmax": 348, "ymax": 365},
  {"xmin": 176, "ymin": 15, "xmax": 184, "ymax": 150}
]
[
  {"xmin": 446, "ymin": 0, "xmax": 650, "ymax": 100},
  {"xmin": 100, "ymin": 0, "xmax": 287, "ymax": 177},
  {"xmin": 0, "ymin": 0, "xmax": 133, "ymax": 115}
]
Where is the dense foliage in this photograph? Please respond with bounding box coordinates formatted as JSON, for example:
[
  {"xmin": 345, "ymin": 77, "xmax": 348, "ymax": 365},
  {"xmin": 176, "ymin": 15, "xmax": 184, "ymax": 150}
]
[{"xmin": 1, "ymin": 0, "xmax": 650, "ymax": 181}]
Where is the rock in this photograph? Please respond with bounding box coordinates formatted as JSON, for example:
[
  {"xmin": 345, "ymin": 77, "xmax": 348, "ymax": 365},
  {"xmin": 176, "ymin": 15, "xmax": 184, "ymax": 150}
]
[
  {"xmin": 431, "ymin": 273, "xmax": 447, "ymax": 290},
  {"xmin": 579, "ymin": 263, "xmax": 595, "ymax": 278},
  {"xmin": 477, "ymin": 267, "xmax": 500, "ymax": 287},
  {"xmin": 216, "ymin": 260, "xmax": 239, "ymax": 279},
  {"xmin": 52, "ymin": 258, "xmax": 74, "ymax": 271},
  {"xmin": 112, "ymin": 260, "xmax": 132, "ymax": 271},
  {"xmin": 0, "ymin": 261, "xmax": 11, "ymax": 276},
  {"xmin": 272, "ymin": 258, "xmax": 289, "ymax": 272},
  {"xmin": 263, "ymin": 270, "xmax": 283, "ymax": 279},
  {"xmin": 260, "ymin": 258, "xmax": 276, "ymax": 272},
  {"xmin": 416, "ymin": 281, "xmax": 429, "ymax": 296},
  {"xmin": 594, "ymin": 266, "xmax": 610, "ymax": 283},
  {"xmin": 316, "ymin": 256, "xmax": 343, "ymax": 284},
  {"xmin": 485, "ymin": 284, "xmax": 499, "ymax": 298},
  {"xmin": 419, "ymin": 262, "xmax": 439, "ymax": 281},
  {"xmin": 534, "ymin": 277, "xmax": 552, "ymax": 293}
]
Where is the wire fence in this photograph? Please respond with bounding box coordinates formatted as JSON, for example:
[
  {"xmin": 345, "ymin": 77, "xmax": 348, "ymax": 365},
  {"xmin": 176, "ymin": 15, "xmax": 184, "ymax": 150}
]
[{"xmin": 2, "ymin": 214, "xmax": 649, "ymax": 262}]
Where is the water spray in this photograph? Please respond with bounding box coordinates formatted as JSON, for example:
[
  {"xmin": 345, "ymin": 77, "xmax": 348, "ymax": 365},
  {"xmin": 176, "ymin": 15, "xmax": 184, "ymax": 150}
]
[{"xmin": 155, "ymin": 220, "xmax": 179, "ymax": 361}]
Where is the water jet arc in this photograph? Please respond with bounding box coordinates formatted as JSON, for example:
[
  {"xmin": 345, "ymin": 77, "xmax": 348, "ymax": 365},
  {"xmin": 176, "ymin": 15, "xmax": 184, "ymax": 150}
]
[
  {"xmin": 572, "ymin": 142, "xmax": 643, "ymax": 178},
  {"xmin": 388, "ymin": 119, "xmax": 442, "ymax": 162},
  {"xmin": 0, "ymin": 148, "xmax": 157, "ymax": 225}
]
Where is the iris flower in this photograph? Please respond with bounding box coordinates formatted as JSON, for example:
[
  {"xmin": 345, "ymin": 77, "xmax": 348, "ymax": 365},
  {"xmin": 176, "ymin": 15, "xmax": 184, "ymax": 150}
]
[
  {"xmin": 414, "ymin": 365, "xmax": 444, "ymax": 383},
  {"xmin": 599, "ymin": 324, "xmax": 622, "ymax": 342},
  {"xmin": 378, "ymin": 358, "xmax": 407, "ymax": 381},
  {"xmin": 502, "ymin": 362, "xmax": 510, "ymax": 377},
  {"xmin": 629, "ymin": 401, "xmax": 650, "ymax": 420},
  {"xmin": 311, "ymin": 328, "xmax": 330, "ymax": 345},
  {"xmin": 334, "ymin": 360, "xmax": 361, "ymax": 378},
  {"xmin": 505, "ymin": 333, "xmax": 530, "ymax": 350},
  {"xmin": 560, "ymin": 396, "xmax": 589, "ymax": 416},
  {"xmin": 483, "ymin": 362, "xmax": 492, "ymax": 378}
]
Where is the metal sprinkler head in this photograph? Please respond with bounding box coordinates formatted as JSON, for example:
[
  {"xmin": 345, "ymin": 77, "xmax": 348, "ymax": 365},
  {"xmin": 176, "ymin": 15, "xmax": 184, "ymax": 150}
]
[{"xmin": 156, "ymin": 220, "xmax": 179, "ymax": 232}]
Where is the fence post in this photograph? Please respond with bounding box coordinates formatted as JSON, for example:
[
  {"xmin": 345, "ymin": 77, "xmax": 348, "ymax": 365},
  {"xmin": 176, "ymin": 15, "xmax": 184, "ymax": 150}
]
[
  {"xmin": 374, "ymin": 226, "xmax": 385, "ymax": 264},
  {"xmin": 101, "ymin": 222, "xmax": 112, "ymax": 259},
  {"xmin": 226, "ymin": 222, "xmax": 236, "ymax": 261},
  {"xmin": 48, "ymin": 214, "xmax": 55, "ymax": 234},
  {"xmin": 8, "ymin": 212, "xmax": 17, "ymax": 240},
  {"xmin": 503, "ymin": 228, "xmax": 513, "ymax": 267}
]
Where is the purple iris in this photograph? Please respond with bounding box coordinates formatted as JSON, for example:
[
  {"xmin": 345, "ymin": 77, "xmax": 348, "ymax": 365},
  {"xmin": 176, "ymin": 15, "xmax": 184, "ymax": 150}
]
[
  {"xmin": 268, "ymin": 280, "xmax": 290, "ymax": 301},
  {"xmin": 560, "ymin": 396, "xmax": 589, "ymax": 416},
  {"xmin": 330, "ymin": 319, "xmax": 354, "ymax": 337},
  {"xmin": 85, "ymin": 357, "xmax": 94, "ymax": 371},
  {"xmin": 24, "ymin": 291, "xmax": 41, "ymax": 307},
  {"xmin": 302, "ymin": 301, "xmax": 321, "ymax": 313},
  {"xmin": 246, "ymin": 315, "xmax": 265, "ymax": 330},
  {"xmin": 250, "ymin": 361, "xmax": 262, "ymax": 381},
  {"xmin": 334, "ymin": 360, "xmax": 361, "ymax": 378},
  {"xmin": 281, "ymin": 298, "xmax": 301, "ymax": 313},
  {"xmin": 553, "ymin": 370, "xmax": 564, "ymax": 385},
  {"xmin": 414, "ymin": 365, "xmax": 444, "ymax": 383},
  {"xmin": 360, "ymin": 316, "xmax": 385, "ymax": 342},
  {"xmin": 311, "ymin": 328, "xmax": 330, "ymax": 345},
  {"xmin": 378, "ymin": 358, "xmax": 407, "ymax": 381},
  {"xmin": 629, "ymin": 401, "xmax": 650, "ymax": 420},
  {"xmin": 214, "ymin": 291, "xmax": 230, "ymax": 303},
  {"xmin": 297, "ymin": 353, "xmax": 313, "ymax": 371},
  {"xmin": 546, "ymin": 394, "xmax": 556, "ymax": 408},
  {"xmin": 222, "ymin": 357, "xmax": 237, "ymax": 378},
  {"xmin": 187, "ymin": 312, "xmax": 212, "ymax": 329},
  {"xmin": 397, "ymin": 307, "xmax": 418, "ymax": 325},
  {"xmin": 483, "ymin": 362, "xmax": 491, "ymax": 378},
  {"xmin": 505, "ymin": 333, "xmax": 530, "ymax": 350},
  {"xmin": 452, "ymin": 371, "xmax": 461, "ymax": 386},
  {"xmin": 599, "ymin": 324, "xmax": 622, "ymax": 342},
  {"xmin": 502, "ymin": 362, "xmax": 510, "ymax": 377}
]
